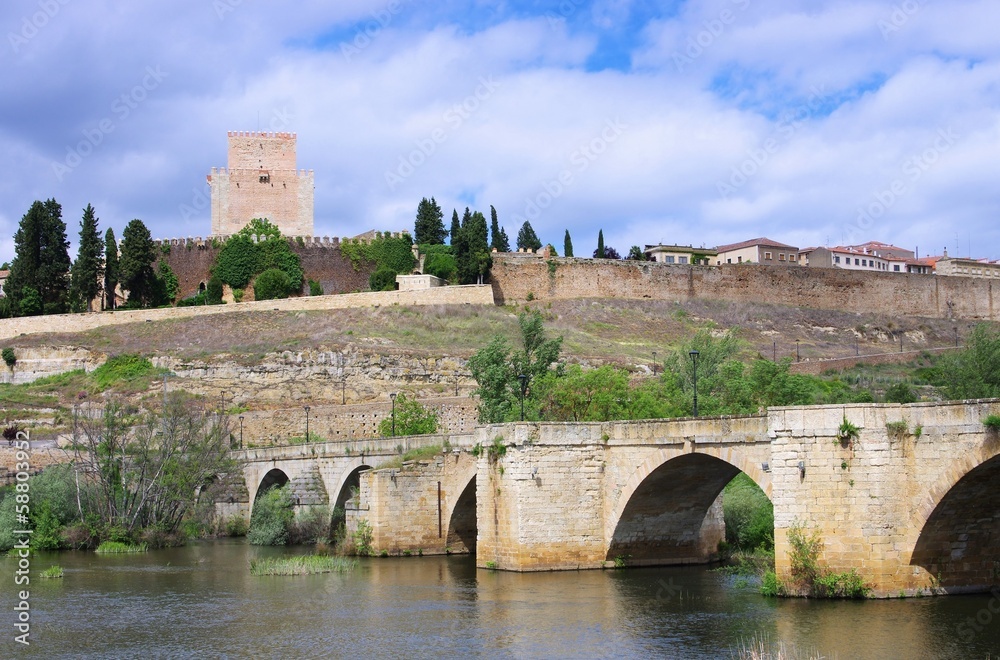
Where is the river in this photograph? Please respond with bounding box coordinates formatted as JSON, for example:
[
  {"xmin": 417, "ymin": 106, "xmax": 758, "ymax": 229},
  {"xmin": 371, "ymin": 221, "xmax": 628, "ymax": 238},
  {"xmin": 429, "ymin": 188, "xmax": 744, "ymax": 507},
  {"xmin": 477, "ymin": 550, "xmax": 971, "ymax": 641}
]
[{"xmin": 2, "ymin": 539, "xmax": 999, "ymax": 658}]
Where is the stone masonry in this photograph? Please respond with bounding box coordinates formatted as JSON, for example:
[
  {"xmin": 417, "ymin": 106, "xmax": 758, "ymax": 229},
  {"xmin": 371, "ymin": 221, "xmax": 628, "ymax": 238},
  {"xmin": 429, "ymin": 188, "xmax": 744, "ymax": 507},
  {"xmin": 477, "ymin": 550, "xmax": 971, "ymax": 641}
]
[{"xmin": 209, "ymin": 131, "xmax": 314, "ymax": 236}]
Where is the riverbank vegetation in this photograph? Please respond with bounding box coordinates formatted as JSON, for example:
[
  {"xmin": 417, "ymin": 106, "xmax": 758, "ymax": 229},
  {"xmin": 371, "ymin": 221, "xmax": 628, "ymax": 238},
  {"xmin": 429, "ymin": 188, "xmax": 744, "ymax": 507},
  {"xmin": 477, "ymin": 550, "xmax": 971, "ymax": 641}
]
[
  {"xmin": 247, "ymin": 484, "xmax": 329, "ymax": 547},
  {"xmin": 249, "ymin": 555, "xmax": 357, "ymax": 576},
  {"xmin": 0, "ymin": 394, "xmax": 240, "ymax": 553}
]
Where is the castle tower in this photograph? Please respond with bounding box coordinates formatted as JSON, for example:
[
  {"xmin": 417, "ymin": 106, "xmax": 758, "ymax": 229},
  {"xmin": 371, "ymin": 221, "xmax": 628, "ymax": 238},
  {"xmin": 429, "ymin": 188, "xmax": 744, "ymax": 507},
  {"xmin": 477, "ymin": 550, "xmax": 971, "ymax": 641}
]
[{"xmin": 207, "ymin": 131, "xmax": 314, "ymax": 236}]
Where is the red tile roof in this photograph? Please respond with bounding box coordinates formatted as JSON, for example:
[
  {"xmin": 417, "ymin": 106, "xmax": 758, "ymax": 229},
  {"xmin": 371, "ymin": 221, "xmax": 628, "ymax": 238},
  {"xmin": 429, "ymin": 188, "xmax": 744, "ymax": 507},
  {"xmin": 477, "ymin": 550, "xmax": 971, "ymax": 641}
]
[{"xmin": 715, "ymin": 237, "xmax": 798, "ymax": 252}]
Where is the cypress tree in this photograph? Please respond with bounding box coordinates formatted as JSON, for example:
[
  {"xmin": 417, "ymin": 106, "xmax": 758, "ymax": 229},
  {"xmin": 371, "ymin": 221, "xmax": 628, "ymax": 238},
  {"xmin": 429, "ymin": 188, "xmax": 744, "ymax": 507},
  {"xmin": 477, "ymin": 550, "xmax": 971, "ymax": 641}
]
[
  {"xmin": 104, "ymin": 228, "xmax": 119, "ymax": 310},
  {"xmin": 70, "ymin": 204, "xmax": 104, "ymax": 312},
  {"xmin": 459, "ymin": 210, "xmax": 491, "ymax": 284},
  {"xmin": 596, "ymin": 229, "xmax": 605, "ymax": 259},
  {"xmin": 449, "ymin": 209, "xmax": 461, "ymax": 245},
  {"xmin": 516, "ymin": 221, "xmax": 542, "ymax": 252},
  {"xmin": 414, "ymin": 197, "xmax": 446, "ymax": 245},
  {"xmin": 489, "ymin": 205, "xmax": 510, "ymax": 252},
  {"xmin": 564, "ymin": 230, "xmax": 574, "ymax": 257},
  {"xmin": 6, "ymin": 199, "xmax": 70, "ymax": 316},
  {"xmin": 119, "ymin": 219, "xmax": 158, "ymax": 308}
]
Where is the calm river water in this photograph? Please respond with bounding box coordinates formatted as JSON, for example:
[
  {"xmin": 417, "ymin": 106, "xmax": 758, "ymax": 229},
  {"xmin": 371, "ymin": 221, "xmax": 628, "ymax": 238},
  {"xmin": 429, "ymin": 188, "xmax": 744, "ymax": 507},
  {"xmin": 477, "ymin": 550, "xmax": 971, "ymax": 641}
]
[{"xmin": 3, "ymin": 539, "xmax": 999, "ymax": 658}]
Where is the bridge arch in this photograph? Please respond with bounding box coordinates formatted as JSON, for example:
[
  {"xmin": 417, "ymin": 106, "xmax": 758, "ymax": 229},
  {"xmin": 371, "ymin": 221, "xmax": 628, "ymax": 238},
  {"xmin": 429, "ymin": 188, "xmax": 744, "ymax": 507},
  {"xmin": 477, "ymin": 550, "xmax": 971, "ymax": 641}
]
[
  {"xmin": 249, "ymin": 468, "xmax": 290, "ymax": 518},
  {"xmin": 908, "ymin": 442, "xmax": 1000, "ymax": 591},
  {"xmin": 444, "ymin": 467, "xmax": 478, "ymax": 555},
  {"xmin": 606, "ymin": 447, "xmax": 772, "ymax": 566},
  {"xmin": 331, "ymin": 458, "xmax": 374, "ymax": 512}
]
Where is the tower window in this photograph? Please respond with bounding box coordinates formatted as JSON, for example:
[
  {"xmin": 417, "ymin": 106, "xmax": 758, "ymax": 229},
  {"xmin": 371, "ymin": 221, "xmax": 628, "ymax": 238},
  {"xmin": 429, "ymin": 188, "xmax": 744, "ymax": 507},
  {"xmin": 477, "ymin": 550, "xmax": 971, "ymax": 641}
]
[{"xmin": 259, "ymin": 174, "xmax": 270, "ymax": 184}]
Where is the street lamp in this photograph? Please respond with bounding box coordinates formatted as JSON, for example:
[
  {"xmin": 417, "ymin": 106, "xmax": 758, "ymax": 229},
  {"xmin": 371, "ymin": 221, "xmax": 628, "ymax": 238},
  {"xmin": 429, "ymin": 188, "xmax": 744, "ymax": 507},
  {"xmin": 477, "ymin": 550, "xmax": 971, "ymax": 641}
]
[
  {"xmin": 652, "ymin": 351, "xmax": 657, "ymax": 375},
  {"xmin": 238, "ymin": 415, "xmax": 244, "ymax": 449},
  {"xmin": 518, "ymin": 374, "xmax": 528, "ymax": 421},
  {"xmin": 390, "ymin": 393, "xmax": 397, "ymax": 436},
  {"xmin": 795, "ymin": 339, "xmax": 800, "ymax": 362},
  {"xmin": 689, "ymin": 350, "xmax": 699, "ymax": 417},
  {"xmin": 304, "ymin": 405, "xmax": 310, "ymax": 443},
  {"xmin": 954, "ymin": 326, "xmax": 959, "ymax": 348},
  {"xmin": 341, "ymin": 381, "xmax": 346, "ymax": 405}
]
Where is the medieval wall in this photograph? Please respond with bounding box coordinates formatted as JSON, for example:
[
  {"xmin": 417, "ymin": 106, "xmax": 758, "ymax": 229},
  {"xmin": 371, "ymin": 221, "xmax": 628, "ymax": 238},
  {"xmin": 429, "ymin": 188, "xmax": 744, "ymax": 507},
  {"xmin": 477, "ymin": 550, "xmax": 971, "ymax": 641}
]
[
  {"xmin": 491, "ymin": 256, "xmax": 998, "ymax": 321},
  {"xmin": 156, "ymin": 237, "xmax": 372, "ymax": 300}
]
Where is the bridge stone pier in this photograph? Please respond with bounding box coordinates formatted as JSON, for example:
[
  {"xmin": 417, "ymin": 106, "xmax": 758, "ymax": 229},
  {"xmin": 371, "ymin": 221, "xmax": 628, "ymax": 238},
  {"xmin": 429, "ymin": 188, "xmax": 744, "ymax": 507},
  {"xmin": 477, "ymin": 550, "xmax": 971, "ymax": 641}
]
[{"xmin": 231, "ymin": 399, "xmax": 1000, "ymax": 597}]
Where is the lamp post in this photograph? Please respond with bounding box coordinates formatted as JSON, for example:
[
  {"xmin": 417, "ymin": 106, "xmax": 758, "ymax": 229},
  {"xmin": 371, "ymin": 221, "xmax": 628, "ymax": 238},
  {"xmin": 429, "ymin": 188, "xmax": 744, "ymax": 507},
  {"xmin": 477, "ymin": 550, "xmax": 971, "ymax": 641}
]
[
  {"xmin": 238, "ymin": 415, "xmax": 244, "ymax": 449},
  {"xmin": 689, "ymin": 350, "xmax": 699, "ymax": 417},
  {"xmin": 652, "ymin": 351, "xmax": 657, "ymax": 375},
  {"xmin": 954, "ymin": 326, "xmax": 959, "ymax": 348},
  {"xmin": 390, "ymin": 393, "xmax": 397, "ymax": 436},
  {"xmin": 341, "ymin": 381, "xmax": 346, "ymax": 405},
  {"xmin": 220, "ymin": 390, "xmax": 227, "ymax": 414},
  {"xmin": 518, "ymin": 374, "xmax": 528, "ymax": 421},
  {"xmin": 899, "ymin": 332, "xmax": 904, "ymax": 353},
  {"xmin": 795, "ymin": 339, "xmax": 800, "ymax": 362},
  {"xmin": 772, "ymin": 341, "xmax": 776, "ymax": 362},
  {"xmin": 304, "ymin": 405, "xmax": 310, "ymax": 443}
]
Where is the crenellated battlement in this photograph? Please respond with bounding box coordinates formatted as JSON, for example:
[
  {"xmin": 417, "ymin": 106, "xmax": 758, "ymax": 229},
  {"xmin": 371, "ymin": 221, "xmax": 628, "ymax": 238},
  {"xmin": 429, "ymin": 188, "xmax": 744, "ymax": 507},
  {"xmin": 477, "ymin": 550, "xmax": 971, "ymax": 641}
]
[
  {"xmin": 153, "ymin": 231, "xmax": 409, "ymax": 250},
  {"xmin": 227, "ymin": 131, "xmax": 296, "ymax": 139}
]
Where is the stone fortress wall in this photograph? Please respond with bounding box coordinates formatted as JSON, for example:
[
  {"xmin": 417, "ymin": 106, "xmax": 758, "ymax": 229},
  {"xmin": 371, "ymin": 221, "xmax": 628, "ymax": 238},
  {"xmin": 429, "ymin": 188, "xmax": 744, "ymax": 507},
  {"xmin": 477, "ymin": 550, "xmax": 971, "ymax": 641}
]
[
  {"xmin": 490, "ymin": 255, "xmax": 1000, "ymax": 321},
  {"xmin": 154, "ymin": 235, "xmax": 376, "ymax": 300}
]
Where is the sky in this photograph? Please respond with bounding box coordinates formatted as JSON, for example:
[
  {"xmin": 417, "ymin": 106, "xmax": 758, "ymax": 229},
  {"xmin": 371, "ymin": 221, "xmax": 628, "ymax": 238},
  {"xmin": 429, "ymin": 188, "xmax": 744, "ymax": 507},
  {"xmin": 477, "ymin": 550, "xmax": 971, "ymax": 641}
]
[{"xmin": 2, "ymin": 0, "xmax": 999, "ymax": 264}]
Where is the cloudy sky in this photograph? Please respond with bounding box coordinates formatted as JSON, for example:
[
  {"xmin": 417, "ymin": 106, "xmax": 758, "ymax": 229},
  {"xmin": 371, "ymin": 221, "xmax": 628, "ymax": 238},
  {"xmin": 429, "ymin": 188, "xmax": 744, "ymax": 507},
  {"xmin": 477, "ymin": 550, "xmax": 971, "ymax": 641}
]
[{"xmin": 2, "ymin": 0, "xmax": 998, "ymax": 264}]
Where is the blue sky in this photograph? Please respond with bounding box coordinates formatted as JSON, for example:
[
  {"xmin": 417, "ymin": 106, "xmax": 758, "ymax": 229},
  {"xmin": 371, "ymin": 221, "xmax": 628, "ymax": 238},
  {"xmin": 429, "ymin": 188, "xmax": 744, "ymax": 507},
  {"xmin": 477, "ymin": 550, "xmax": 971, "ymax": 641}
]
[{"xmin": 1, "ymin": 0, "xmax": 999, "ymax": 264}]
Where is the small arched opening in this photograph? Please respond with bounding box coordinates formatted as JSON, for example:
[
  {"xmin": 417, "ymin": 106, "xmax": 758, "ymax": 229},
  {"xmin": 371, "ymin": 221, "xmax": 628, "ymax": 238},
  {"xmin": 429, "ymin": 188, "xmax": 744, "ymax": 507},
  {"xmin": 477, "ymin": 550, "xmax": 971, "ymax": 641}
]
[{"xmin": 446, "ymin": 476, "xmax": 477, "ymax": 555}]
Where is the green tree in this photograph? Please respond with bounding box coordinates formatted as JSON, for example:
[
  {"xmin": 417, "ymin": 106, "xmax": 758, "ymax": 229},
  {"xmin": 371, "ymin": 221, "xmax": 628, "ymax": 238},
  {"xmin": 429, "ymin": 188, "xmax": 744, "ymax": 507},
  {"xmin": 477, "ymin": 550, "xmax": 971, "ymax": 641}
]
[
  {"xmin": 155, "ymin": 261, "xmax": 179, "ymax": 305},
  {"xmin": 119, "ymin": 219, "xmax": 158, "ymax": 308},
  {"xmin": 937, "ymin": 324, "xmax": 1000, "ymax": 400},
  {"xmin": 564, "ymin": 230, "xmax": 574, "ymax": 257},
  {"xmin": 414, "ymin": 197, "xmax": 447, "ymax": 245},
  {"xmin": 369, "ymin": 267, "xmax": 397, "ymax": 291},
  {"xmin": 449, "ymin": 209, "xmax": 461, "ymax": 245},
  {"xmin": 6, "ymin": 199, "xmax": 71, "ymax": 315},
  {"xmin": 104, "ymin": 228, "xmax": 119, "ymax": 310},
  {"xmin": 254, "ymin": 268, "xmax": 291, "ymax": 300},
  {"xmin": 468, "ymin": 311, "xmax": 563, "ymax": 423},
  {"xmin": 213, "ymin": 235, "xmax": 258, "ymax": 289},
  {"xmin": 596, "ymin": 229, "xmax": 605, "ymax": 259},
  {"xmin": 627, "ymin": 246, "xmax": 647, "ymax": 261},
  {"xmin": 884, "ymin": 382, "xmax": 918, "ymax": 404},
  {"xmin": 490, "ymin": 206, "xmax": 510, "ymax": 252},
  {"xmin": 18, "ymin": 287, "xmax": 42, "ymax": 316},
  {"xmin": 69, "ymin": 204, "xmax": 104, "ymax": 312},
  {"xmin": 423, "ymin": 246, "xmax": 458, "ymax": 282},
  {"xmin": 378, "ymin": 393, "xmax": 439, "ymax": 436},
  {"xmin": 516, "ymin": 221, "xmax": 542, "ymax": 252},
  {"xmin": 206, "ymin": 274, "xmax": 224, "ymax": 304},
  {"xmin": 456, "ymin": 209, "xmax": 490, "ymax": 285},
  {"xmin": 214, "ymin": 219, "xmax": 304, "ymax": 293},
  {"xmin": 248, "ymin": 485, "xmax": 294, "ymax": 546}
]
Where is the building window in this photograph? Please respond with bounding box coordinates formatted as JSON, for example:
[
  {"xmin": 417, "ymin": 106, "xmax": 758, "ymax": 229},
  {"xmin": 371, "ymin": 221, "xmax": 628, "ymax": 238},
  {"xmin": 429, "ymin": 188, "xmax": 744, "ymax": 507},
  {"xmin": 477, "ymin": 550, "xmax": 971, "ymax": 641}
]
[
  {"xmin": 855, "ymin": 258, "xmax": 860, "ymax": 265},
  {"xmin": 665, "ymin": 256, "xmax": 675, "ymax": 264},
  {"xmin": 679, "ymin": 256, "xmax": 688, "ymax": 264},
  {"xmin": 259, "ymin": 174, "xmax": 270, "ymax": 184},
  {"xmin": 779, "ymin": 253, "xmax": 786, "ymax": 261},
  {"xmin": 727, "ymin": 259, "xmax": 732, "ymax": 264},
  {"xmin": 764, "ymin": 251, "xmax": 772, "ymax": 260},
  {"xmin": 737, "ymin": 256, "xmax": 742, "ymax": 263}
]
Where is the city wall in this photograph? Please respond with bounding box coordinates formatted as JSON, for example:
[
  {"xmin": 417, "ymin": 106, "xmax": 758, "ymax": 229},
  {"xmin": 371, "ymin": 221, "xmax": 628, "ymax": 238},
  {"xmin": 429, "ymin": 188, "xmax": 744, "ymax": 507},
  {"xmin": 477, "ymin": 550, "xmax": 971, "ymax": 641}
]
[
  {"xmin": 0, "ymin": 284, "xmax": 494, "ymax": 342},
  {"xmin": 491, "ymin": 256, "xmax": 998, "ymax": 321}
]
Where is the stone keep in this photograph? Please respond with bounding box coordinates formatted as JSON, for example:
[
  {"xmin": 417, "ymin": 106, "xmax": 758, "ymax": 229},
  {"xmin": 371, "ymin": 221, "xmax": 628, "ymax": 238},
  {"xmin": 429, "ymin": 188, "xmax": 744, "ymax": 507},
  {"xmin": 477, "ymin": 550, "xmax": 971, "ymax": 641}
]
[{"xmin": 208, "ymin": 131, "xmax": 314, "ymax": 236}]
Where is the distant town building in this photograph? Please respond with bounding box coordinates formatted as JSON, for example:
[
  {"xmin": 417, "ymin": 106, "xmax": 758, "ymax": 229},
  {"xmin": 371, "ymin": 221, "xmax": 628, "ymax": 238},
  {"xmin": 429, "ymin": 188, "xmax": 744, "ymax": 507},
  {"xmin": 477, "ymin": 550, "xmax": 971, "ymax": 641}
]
[
  {"xmin": 798, "ymin": 241, "xmax": 932, "ymax": 274},
  {"xmin": 208, "ymin": 131, "xmax": 314, "ymax": 237},
  {"xmin": 0, "ymin": 269, "xmax": 8, "ymax": 297},
  {"xmin": 644, "ymin": 244, "xmax": 717, "ymax": 265},
  {"xmin": 714, "ymin": 237, "xmax": 799, "ymax": 266},
  {"xmin": 935, "ymin": 251, "xmax": 1000, "ymax": 278}
]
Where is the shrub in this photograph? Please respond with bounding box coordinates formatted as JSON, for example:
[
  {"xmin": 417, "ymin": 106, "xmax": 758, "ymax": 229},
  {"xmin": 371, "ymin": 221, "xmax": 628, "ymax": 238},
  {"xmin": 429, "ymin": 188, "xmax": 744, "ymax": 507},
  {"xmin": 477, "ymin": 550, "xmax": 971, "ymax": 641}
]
[
  {"xmin": 885, "ymin": 382, "xmax": 917, "ymax": 404},
  {"xmin": 224, "ymin": 515, "xmax": 249, "ymax": 537},
  {"xmin": 290, "ymin": 505, "xmax": 330, "ymax": 545},
  {"xmin": 308, "ymin": 280, "xmax": 323, "ymax": 296},
  {"xmin": 248, "ymin": 485, "xmax": 294, "ymax": 546},
  {"xmin": 369, "ymin": 267, "xmax": 397, "ymax": 292},
  {"xmin": 30, "ymin": 502, "xmax": 65, "ymax": 551},
  {"xmin": 253, "ymin": 268, "xmax": 291, "ymax": 301},
  {"xmin": 813, "ymin": 569, "xmax": 871, "ymax": 598},
  {"xmin": 40, "ymin": 565, "xmax": 64, "ymax": 579},
  {"xmin": 377, "ymin": 393, "xmax": 439, "ymax": 437},
  {"xmin": 92, "ymin": 354, "xmax": 155, "ymax": 389},
  {"xmin": 2, "ymin": 347, "xmax": 15, "ymax": 368},
  {"xmin": 984, "ymin": 414, "xmax": 1000, "ymax": 432},
  {"xmin": 352, "ymin": 518, "xmax": 374, "ymax": 556},
  {"xmin": 723, "ymin": 473, "xmax": 774, "ymax": 551},
  {"xmin": 206, "ymin": 275, "xmax": 225, "ymax": 304},
  {"xmin": 886, "ymin": 420, "xmax": 909, "ymax": 440},
  {"xmin": 760, "ymin": 570, "xmax": 785, "ymax": 597}
]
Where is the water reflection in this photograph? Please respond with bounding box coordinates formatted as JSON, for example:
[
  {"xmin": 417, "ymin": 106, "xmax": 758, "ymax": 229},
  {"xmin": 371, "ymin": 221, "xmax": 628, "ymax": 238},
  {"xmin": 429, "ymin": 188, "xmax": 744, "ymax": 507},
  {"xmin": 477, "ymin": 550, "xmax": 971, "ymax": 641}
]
[{"xmin": 2, "ymin": 541, "xmax": 999, "ymax": 658}]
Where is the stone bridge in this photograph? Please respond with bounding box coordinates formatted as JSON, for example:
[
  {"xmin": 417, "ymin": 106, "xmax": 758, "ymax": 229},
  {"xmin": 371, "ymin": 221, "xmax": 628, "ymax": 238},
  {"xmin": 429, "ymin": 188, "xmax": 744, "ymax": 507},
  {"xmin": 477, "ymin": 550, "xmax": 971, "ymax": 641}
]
[{"xmin": 227, "ymin": 399, "xmax": 1000, "ymax": 597}]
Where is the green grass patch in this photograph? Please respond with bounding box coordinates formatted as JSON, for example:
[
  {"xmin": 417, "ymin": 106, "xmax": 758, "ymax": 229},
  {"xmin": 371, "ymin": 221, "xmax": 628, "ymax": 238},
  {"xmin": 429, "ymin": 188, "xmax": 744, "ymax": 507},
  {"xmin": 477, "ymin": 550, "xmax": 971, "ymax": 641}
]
[
  {"xmin": 91, "ymin": 354, "xmax": 159, "ymax": 389},
  {"xmin": 249, "ymin": 555, "xmax": 358, "ymax": 576},
  {"xmin": 984, "ymin": 414, "xmax": 1000, "ymax": 432},
  {"xmin": 95, "ymin": 541, "xmax": 149, "ymax": 554},
  {"xmin": 39, "ymin": 565, "xmax": 64, "ymax": 579},
  {"xmin": 377, "ymin": 444, "xmax": 443, "ymax": 470}
]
